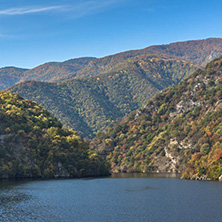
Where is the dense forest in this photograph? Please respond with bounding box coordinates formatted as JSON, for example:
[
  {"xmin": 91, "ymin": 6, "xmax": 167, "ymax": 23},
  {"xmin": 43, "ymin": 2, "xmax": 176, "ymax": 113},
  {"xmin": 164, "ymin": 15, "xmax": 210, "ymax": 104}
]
[
  {"xmin": 9, "ymin": 55, "xmax": 197, "ymax": 138},
  {"xmin": 1, "ymin": 38, "xmax": 222, "ymax": 181},
  {"xmin": 0, "ymin": 67, "xmax": 28, "ymax": 90},
  {"xmin": 0, "ymin": 91, "xmax": 110, "ymax": 179},
  {"xmin": 91, "ymin": 57, "xmax": 222, "ymax": 180},
  {"xmin": 21, "ymin": 57, "xmax": 96, "ymax": 82},
  {"xmin": 75, "ymin": 38, "xmax": 222, "ymax": 80}
]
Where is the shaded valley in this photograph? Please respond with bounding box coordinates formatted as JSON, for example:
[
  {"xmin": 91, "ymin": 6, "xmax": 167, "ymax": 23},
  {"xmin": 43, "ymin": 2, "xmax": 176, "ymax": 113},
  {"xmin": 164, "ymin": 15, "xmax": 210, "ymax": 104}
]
[{"xmin": 9, "ymin": 55, "xmax": 197, "ymax": 138}]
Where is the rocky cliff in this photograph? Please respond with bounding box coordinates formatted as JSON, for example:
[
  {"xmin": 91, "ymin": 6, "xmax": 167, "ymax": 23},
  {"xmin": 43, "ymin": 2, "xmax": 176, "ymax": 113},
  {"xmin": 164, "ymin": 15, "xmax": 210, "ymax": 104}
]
[{"xmin": 91, "ymin": 57, "xmax": 222, "ymax": 180}]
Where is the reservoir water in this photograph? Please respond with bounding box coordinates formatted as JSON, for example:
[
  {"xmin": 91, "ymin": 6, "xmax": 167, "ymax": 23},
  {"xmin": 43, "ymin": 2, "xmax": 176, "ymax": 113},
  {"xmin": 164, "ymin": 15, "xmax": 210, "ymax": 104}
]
[{"xmin": 1, "ymin": 173, "xmax": 222, "ymax": 222}]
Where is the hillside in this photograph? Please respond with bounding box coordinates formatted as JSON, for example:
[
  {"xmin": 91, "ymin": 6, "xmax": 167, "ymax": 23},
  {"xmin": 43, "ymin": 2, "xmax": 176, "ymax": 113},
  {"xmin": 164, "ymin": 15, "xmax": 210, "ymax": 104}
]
[
  {"xmin": 0, "ymin": 67, "xmax": 28, "ymax": 90},
  {"xmin": 9, "ymin": 55, "xmax": 197, "ymax": 138},
  {"xmin": 91, "ymin": 57, "xmax": 222, "ymax": 180},
  {"xmin": 21, "ymin": 57, "xmax": 96, "ymax": 82},
  {"xmin": 138, "ymin": 38, "xmax": 222, "ymax": 66},
  {"xmin": 0, "ymin": 58, "xmax": 96, "ymax": 90},
  {"xmin": 61, "ymin": 38, "xmax": 222, "ymax": 81},
  {"xmin": 1, "ymin": 38, "xmax": 222, "ymax": 90},
  {"xmin": 0, "ymin": 91, "xmax": 110, "ymax": 179}
]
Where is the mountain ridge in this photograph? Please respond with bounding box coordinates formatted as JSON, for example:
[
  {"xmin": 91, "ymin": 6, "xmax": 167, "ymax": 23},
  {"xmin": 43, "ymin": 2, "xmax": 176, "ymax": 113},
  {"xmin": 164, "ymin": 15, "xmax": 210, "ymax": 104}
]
[
  {"xmin": 1, "ymin": 38, "xmax": 222, "ymax": 90},
  {"xmin": 0, "ymin": 57, "xmax": 96, "ymax": 90},
  {"xmin": 21, "ymin": 57, "xmax": 97, "ymax": 82}
]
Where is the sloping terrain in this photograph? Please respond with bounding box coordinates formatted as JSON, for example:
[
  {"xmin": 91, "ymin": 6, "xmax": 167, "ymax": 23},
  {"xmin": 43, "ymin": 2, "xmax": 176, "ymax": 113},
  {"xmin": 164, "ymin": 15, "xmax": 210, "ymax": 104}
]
[
  {"xmin": 9, "ymin": 55, "xmax": 197, "ymax": 138},
  {"xmin": 21, "ymin": 57, "xmax": 96, "ymax": 82},
  {"xmin": 63, "ymin": 38, "xmax": 222, "ymax": 80},
  {"xmin": 0, "ymin": 91, "xmax": 110, "ymax": 179},
  {"xmin": 0, "ymin": 57, "xmax": 96, "ymax": 90},
  {"xmin": 0, "ymin": 67, "xmax": 28, "ymax": 90},
  {"xmin": 91, "ymin": 57, "xmax": 222, "ymax": 180}
]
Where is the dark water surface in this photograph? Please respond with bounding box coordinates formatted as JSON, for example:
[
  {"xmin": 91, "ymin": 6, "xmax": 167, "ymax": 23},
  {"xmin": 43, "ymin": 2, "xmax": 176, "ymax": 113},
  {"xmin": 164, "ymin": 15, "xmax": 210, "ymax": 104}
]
[{"xmin": 1, "ymin": 173, "xmax": 222, "ymax": 222}]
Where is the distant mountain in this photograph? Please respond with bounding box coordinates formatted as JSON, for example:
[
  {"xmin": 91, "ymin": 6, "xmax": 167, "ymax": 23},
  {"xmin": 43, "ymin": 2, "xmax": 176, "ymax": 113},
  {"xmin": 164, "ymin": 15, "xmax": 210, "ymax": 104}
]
[
  {"xmin": 21, "ymin": 57, "xmax": 97, "ymax": 82},
  {"xmin": 91, "ymin": 57, "xmax": 222, "ymax": 180},
  {"xmin": 1, "ymin": 38, "xmax": 222, "ymax": 90},
  {"xmin": 9, "ymin": 55, "xmax": 197, "ymax": 138},
  {"xmin": 0, "ymin": 57, "xmax": 96, "ymax": 90},
  {"xmin": 134, "ymin": 38, "xmax": 222, "ymax": 66},
  {"xmin": 0, "ymin": 67, "xmax": 28, "ymax": 90},
  {"xmin": 0, "ymin": 91, "xmax": 110, "ymax": 179},
  {"xmin": 67, "ymin": 38, "xmax": 222, "ymax": 80}
]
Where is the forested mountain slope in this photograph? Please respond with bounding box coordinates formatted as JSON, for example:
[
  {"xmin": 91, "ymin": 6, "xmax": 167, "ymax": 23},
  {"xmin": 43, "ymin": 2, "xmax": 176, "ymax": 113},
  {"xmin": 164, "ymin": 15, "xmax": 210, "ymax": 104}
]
[
  {"xmin": 9, "ymin": 55, "xmax": 197, "ymax": 138},
  {"xmin": 91, "ymin": 57, "xmax": 222, "ymax": 180},
  {"xmin": 0, "ymin": 91, "xmax": 110, "ymax": 179},
  {"xmin": 63, "ymin": 38, "xmax": 222, "ymax": 81},
  {"xmin": 136, "ymin": 38, "xmax": 222, "ymax": 66},
  {"xmin": 0, "ymin": 67, "xmax": 28, "ymax": 90},
  {"xmin": 21, "ymin": 57, "xmax": 96, "ymax": 82},
  {"xmin": 0, "ymin": 58, "xmax": 96, "ymax": 90}
]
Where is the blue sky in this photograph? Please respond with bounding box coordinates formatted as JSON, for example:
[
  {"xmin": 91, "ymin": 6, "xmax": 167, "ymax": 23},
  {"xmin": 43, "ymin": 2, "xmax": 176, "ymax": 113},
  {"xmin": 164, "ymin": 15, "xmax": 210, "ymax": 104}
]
[{"xmin": 0, "ymin": 0, "xmax": 222, "ymax": 68}]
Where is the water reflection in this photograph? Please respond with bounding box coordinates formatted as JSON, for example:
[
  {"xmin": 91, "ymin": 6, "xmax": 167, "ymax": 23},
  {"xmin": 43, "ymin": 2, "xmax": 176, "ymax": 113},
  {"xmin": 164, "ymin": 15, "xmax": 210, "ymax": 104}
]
[
  {"xmin": 0, "ymin": 180, "xmax": 32, "ymax": 205},
  {"xmin": 0, "ymin": 181, "xmax": 35, "ymax": 221},
  {"xmin": 110, "ymin": 172, "xmax": 181, "ymax": 178},
  {"xmin": 125, "ymin": 185, "xmax": 154, "ymax": 192}
]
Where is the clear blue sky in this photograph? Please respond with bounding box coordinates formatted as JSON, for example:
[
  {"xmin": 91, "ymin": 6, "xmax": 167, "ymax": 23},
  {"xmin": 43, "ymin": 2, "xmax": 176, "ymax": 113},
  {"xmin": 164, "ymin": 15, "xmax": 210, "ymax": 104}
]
[{"xmin": 0, "ymin": 0, "xmax": 222, "ymax": 68}]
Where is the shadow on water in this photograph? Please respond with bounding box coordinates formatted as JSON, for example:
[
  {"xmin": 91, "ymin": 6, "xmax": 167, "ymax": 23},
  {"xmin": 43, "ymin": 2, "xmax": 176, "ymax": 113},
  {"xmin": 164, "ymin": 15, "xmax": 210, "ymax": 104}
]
[
  {"xmin": 0, "ymin": 180, "xmax": 32, "ymax": 206},
  {"xmin": 0, "ymin": 191, "xmax": 31, "ymax": 205},
  {"xmin": 125, "ymin": 185, "xmax": 156, "ymax": 192},
  {"xmin": 0, "ymin": 179, "xmax": 29, "ymax": 188},
  {"xmin": 110, "ymin": 172, "xmax": 181, "ymax": 179},
  {"xmin": 109, "ymin": 172, "xmax": 181, "ymax": 193}
]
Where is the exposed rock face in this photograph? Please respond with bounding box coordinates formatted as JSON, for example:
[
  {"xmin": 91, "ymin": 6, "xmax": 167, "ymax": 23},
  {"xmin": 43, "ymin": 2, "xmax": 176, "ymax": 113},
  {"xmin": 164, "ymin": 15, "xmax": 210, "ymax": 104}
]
[
  {"xmin": 215, "ymin": 100, "xmax": 222, "ymax": 111},
  {"xmin": 206, "ymin": 52, "xmax": 221, "ymax": 64},
  {"xmin": 91, "ymin": 57, "xmax": 222, "ymax": 180},
  {"xmin": 176, "ymin": 99, "xmax": 197, "ymax": 114},
  {"xmin": 54, "ymin": 162, "xmax": 70, "ymax": 178},
  {"xmin": 0, "ymin": 135, "xmax": 6, "ymax": 144},
  {"xmin": 191, "ymin": 175, "xmax": 209, "ymax": 181},
  {"xmin": 164, "ymin": 148, "xmax": 179, "ymax": 172},
  {"xmin": 150, "ymin": 145, "xmax": 184, "ymax": 173},
  {"xmin": 219, "ymin": 175, "xmax": 222, "ymax": 182}
]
